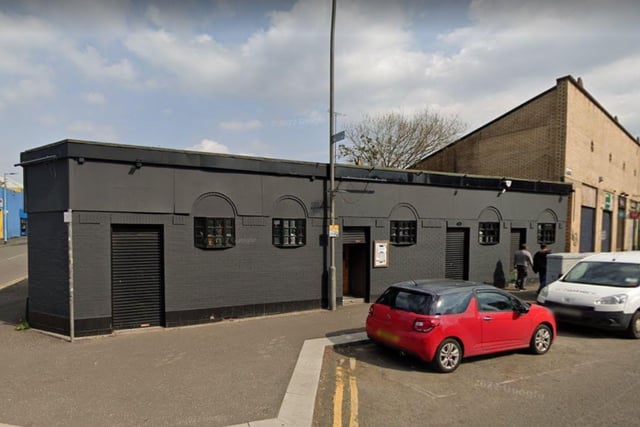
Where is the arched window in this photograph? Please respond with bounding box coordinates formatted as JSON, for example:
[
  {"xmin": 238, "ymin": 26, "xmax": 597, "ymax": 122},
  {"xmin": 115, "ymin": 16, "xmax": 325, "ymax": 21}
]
[
  {"xmin": 192, "ymin": 193, "xmax": 236, "ymax": 249},
  {"xmin": 389, "ymin": 204, "xmax": 418, "ymax": 245},
  {"xmin": 272, "ymin": 197, "xmax": 307, "ymax": 248},
  {"xmin": 478, "ymin": 207, "xmax": 502, "ymax": 245},
  {"xmin": 536, "ymin": 209, "xmax": 558, "ymax": 245}
]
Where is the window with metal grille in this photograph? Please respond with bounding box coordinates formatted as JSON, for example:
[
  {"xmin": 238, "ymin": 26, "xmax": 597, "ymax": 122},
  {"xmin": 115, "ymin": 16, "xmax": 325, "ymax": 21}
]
[
  {"xmin": 537, "ymin": 223, "xmax": 556, "ymax": 244},
  {"xmin": 273, "ymin": 218, "xmax": 306, "ymax": 247},
  {"xmin": 479, "ymin": 222, "xmax": 500, "ymax": 245},
  {"xmin": 390, "ymin": 220, "xmax": 417, "ymax": 245},
  {"xmin": 194, "ymin": 217, "xmax": 235, "ymax": 249}
]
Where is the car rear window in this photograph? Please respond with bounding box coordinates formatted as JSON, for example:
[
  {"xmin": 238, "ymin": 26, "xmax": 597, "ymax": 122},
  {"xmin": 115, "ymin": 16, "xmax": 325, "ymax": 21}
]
[
  {"xmin": 376, "ymin": 288, "xmax": 433, "ymax": 315},
  {"xmin": 563, "ymin": 261, "xmax": 640, "ymax": 288}
]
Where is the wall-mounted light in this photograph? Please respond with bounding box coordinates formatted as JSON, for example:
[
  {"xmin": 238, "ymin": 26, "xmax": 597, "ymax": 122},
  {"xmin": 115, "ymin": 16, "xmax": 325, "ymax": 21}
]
[
  {"xmin": 135, "ymin": 160, "xmax": 142, "ymax": 169},
  {"xmin": 500, "ymin": 179, "xmax": 512, "ymax": 194},
  {"xmin": 77, "ymin": 157, "xmax": 85, "ymax": 164},
  {"xmin": 565, "ymin": 167, "xmax": 572, "ymax": 176},
  {"xmin": 598, "ymin": 176, "xmax": 604, "ymax": 183}
]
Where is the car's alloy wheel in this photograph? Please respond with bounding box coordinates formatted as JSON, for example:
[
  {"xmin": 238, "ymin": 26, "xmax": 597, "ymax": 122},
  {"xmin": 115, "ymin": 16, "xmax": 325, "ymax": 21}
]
[
  {"xmin": 530, "ymin": 324, "xmax": 552, "ymax": 354},
  {"xmin": 433, "ymin": 338, "xmax": 461, "ymax": 373},
  {"xmin": 628, "ymin": 311, "xmax": 640, "ymax": 339}
]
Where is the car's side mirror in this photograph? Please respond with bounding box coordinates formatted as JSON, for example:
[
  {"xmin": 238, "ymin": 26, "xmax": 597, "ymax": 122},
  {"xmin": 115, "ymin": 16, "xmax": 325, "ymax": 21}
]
[{"xmin": 516, "ymin": 302, "xmax": 530, "ymax": 314}]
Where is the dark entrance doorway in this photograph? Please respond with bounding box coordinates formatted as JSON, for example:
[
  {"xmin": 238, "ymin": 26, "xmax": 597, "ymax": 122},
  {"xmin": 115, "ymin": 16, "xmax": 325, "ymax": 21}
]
[
  {"xmin": 580, "ymin": 206, "xmax": 596, "ymax": 252},
  {"xmin": 602, "ymin": 210, "xmax": 612, "ymax": 252},
  {"xmin": 445, "ymin": 228, "xmax": 469, "ymax": 280},
  {"xmin": 111, "ymin": 225, "xmax": 165, "ymax": 330},
  {"xmin": 342, "ymin": 227, "xmax": 369, "ymax": 300},
  {"xmin": 510, "ymin": 228, "xmax": 526, "ymax": 265}
]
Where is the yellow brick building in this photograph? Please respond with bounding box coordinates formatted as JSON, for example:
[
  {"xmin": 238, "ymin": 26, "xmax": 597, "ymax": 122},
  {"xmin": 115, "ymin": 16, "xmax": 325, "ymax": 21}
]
[{"xmin": 414, "ymin": 75, "xmax": 640, "ymax": 252}]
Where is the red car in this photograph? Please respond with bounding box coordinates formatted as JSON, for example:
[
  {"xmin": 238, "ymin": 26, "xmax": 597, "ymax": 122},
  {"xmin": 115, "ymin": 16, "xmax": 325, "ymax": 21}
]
[{"xmin": 366, "ymin": 279, "xmax": 556, "ymax": 373}]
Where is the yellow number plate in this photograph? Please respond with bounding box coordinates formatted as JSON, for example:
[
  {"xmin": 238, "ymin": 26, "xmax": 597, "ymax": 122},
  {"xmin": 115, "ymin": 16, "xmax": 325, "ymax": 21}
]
[{"xmin": 377, "ymin": 329, "xmax": 400, "ymax": 343}]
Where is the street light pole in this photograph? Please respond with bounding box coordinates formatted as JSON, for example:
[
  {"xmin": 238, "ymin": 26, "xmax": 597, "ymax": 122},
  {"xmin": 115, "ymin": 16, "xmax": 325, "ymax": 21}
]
[
  {"xmin": 2, "ymin": 172, "xmax": 17, "ymax": 244},
  {"xmin": 329, "ymin": 0, "xmax": 337, "ymax": 311}
]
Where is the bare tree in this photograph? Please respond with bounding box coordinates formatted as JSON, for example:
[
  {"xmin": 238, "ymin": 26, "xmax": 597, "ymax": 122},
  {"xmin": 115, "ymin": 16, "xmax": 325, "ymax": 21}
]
[{"xmin": 339, "ymin": 108, "xmax": 466, "ymax": 169}]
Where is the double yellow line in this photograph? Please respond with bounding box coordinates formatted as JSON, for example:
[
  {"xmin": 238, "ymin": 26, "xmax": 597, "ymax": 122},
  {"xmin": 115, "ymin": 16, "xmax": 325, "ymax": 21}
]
[{"xmin": 333, "ymin": 357, "xmax": 359, "ymax": 427}]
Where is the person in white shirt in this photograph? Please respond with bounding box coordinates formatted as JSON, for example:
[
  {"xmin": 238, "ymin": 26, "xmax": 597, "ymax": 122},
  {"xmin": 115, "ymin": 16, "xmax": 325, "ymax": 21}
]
[{"xmin": 513, "ymin": 244, "xmax": 534, "ymax": 290}]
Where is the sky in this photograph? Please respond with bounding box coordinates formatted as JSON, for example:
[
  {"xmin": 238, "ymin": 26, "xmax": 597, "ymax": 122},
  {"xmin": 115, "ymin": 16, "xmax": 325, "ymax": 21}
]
[{"xmin": 1, "ymin": 0, "xmax": 640, "ymax": 185}]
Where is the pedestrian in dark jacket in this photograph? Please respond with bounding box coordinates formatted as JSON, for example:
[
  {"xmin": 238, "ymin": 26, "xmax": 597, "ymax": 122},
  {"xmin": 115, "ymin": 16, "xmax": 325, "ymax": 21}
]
[
  {"xmin": 513, "ymin": 244, "xmax": 533, "ymax": 290},
  {"xmin": 533, "ymin": 244, "xmax": 550, "ymax": 294}
]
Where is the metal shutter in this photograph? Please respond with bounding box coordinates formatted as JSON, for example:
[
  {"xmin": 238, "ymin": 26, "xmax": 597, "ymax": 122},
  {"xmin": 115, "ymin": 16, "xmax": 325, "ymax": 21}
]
[
  {"xmin": 580, "ymin": 207, "xmax": 595, "ymax": 252},
  {"xmin": 603, "ymin": 210, "xmax": 612, "ymax": 252},
  {"xmin": 446, "ymin": 229, "xmax": 468, "ymax": 280},
  {"xmin": 111, "ymin": 225, "xmax": 164, "ymax": 330},
  {"xmin": 342, "ymin": 228, "xmax": 367, "ymax": 244}
]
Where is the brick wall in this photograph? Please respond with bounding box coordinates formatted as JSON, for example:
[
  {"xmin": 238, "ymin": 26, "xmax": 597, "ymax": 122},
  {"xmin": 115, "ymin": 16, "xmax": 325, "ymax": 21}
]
[
  {"xmin": 564, "ymin": 80, "xmax": 640, "ymax": 251},
  {"xmin": 417, "ymin": 76, "xmax": 640, "ymax": 252},
  {"xmin": 415, "ymin": 85, "xmax": 563, "ymax": 182}
]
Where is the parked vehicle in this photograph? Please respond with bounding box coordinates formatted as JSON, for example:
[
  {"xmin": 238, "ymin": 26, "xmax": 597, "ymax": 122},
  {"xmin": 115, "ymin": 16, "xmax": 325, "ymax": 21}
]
[
  {"xmin": 366, "ymin": 279, "xmax": 556, "ymax": 373},
  {"xmin": 537, "ymin": 252, "xmax": 640, "ymax": 339}
]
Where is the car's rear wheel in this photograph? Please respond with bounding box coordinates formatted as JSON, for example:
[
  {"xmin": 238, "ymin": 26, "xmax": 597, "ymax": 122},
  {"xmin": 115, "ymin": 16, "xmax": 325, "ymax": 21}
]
[
  {"xmin": 627, "ymin": 311, "xmax": 640, "ymax": 339},
  {"xmin": 530, "ymin": 324, "xmax": 552, "ymax": 354},
  {"xmin": 432, "ymin": 338, "xmax": 462, "ymax": 373}
]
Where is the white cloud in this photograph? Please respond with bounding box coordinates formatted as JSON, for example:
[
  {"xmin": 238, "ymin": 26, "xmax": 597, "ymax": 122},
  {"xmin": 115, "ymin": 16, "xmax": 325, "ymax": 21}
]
[
  {"xmin": 187, "ymin": 139, "xmax": 231, "ymax": 154},
  {"xmin": 0, "ymin": 8, "xmax": 137, "ymax": 106},
  {"xmin": 83, "ymin": 92, "xmax": 106, "ymax": 105},
  {"xmin": 219, "ymin": 119, "xmax": 262, "ymax": 131},
  {"xmin": 0, "ymin": 78, "xmax": 55, "ymax": 110},
  {"xmin": 66, "ymin": 121, "xmax": 118, "ymax": 142},
  {"xmin": 59, "ymin": 42, "xmax": 136, "ymax": 83},
  {"xmin": 2, "ymin": 0, "xmax": 640, "ymax": 164},
  {"xmin": 124, "ymin": 29, "xmax": 240, "ymax": 91}
]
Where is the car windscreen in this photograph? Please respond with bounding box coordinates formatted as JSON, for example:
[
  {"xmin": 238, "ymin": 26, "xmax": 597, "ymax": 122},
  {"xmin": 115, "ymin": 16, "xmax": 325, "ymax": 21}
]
[
  {"xmin": 563, "ymin": 261, "xmax": 640, "ymax": 288},
  {"xmin": 376, "ymin": 288, "xmax": 434, "ymax": 315}
]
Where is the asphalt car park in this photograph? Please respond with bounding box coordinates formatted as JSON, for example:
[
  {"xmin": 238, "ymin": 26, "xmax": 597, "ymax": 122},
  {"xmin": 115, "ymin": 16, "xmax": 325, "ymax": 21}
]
[{"xmin": 313, "ymin": 323, "xmax": 640, "ymax": 426}]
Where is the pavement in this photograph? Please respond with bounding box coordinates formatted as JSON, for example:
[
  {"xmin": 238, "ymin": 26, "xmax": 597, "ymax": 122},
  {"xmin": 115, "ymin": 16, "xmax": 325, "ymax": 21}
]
[
  {"xmin": 0, "ymin": 280, "xmax": 542, "ymax": 427},
  {"xmin": 1, "ymin": 236, "xmax": 28, "ymax": 249},
  {"xmin": 0, "ymin": 279, "xmax": 372, "ymax": 427},
  {"xmin": 0, "ymin": 240, "xmax": 544, "ymax": 427}
]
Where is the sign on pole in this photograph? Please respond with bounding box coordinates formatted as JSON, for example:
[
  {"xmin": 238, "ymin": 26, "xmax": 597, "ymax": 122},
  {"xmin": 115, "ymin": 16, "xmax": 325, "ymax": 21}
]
[{"xmin": 331, "ymin": 130, "xmax": 345, "ymax": 143}]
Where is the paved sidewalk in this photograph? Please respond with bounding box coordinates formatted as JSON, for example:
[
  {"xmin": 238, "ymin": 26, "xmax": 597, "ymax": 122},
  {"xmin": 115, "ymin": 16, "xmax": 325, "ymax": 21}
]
[
  {"xmin": 0, "ymin": 281, "xmax": 371, "ymax": 427},
  {"xmin": 0, "ymin": 271, "xmax": 543, "ymax": 427},
  {"xmin": 1, "ymin": 236, "xmax": 27, "ymax": 247}
]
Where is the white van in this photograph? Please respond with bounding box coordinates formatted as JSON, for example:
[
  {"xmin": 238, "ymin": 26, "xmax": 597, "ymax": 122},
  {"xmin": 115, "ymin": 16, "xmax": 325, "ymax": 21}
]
[{"xmin": 537, "ymin": 251, "xmax": 640, "ymax": 338}]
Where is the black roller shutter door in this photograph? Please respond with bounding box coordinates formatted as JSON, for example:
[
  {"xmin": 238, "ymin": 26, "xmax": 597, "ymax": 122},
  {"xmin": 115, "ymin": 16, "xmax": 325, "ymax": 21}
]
[
  {"xmin": 342, "ymin": 228, "xmax": 367, "ymax": 244},
  {"xmin": 580, "ymin": 207, "xmax": 595, "ymax": 252},
  {"xmin": 111, "ymin": 225, "xmax": 164, "ymax": 330},
  {"xmin": 446, "ymin": 228, "xmax": 469, "ymax": 280}
]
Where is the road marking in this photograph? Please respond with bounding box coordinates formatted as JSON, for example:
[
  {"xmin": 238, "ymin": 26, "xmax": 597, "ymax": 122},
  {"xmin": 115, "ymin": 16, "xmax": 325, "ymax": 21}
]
[
  {"xmin": 498, "ymin": 358, "xmax": 606, "ymax": 385},
  {"xmin": 226, "ymin": 332, "xmax": 368, "ymax": 427},
  {"xmin": 333, "ymin": 364, "xmax": 344, "ymax": 427},
  {"xmin": 348, "ymin": 358, "xmax": 358, "ymax": 427},
  {"xmin": 333, "ymin": 357, "xmax": 359, "ymax": 427}
]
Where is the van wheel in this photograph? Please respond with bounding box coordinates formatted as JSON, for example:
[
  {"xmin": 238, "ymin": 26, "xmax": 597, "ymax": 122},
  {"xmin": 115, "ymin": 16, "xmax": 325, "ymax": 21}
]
[
  {"xmin": 530, "ymin": 324, "xmax": 552, "ymax": 354},
  {"xmin": 432, "ymin": 338, "xmax": 462, "ymax": 373},
  {"xmin": 628, "ymin": 311, "xmax": 640, "ymax": 339}
]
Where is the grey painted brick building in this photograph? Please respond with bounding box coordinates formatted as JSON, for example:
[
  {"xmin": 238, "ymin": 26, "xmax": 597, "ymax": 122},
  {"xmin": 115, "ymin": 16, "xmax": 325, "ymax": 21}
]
[{"xmin": 20, "ymin": 139, "xmax": 571, "ymax": 337}]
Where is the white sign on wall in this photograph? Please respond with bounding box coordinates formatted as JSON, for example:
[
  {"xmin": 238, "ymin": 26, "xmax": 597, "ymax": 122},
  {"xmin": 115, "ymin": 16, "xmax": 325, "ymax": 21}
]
[{"xmin": 373, "ymin": 240, "xmax": 389, "ymax": 268}]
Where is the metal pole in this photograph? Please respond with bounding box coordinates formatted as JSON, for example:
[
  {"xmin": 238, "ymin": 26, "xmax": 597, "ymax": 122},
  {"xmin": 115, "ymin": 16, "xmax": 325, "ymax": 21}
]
[
  {"xmin": 66, "ymin": 209, "xmax": 75, "ymax": 342},
  {"xmin": 3, "ymin": 172, "xmax": 16, "ymax": 244},
  {"xmin": 2, "ymin": 174, "xmax": 6, "ymax": 244},
  {"xmin": 329, "ymin": 0, "xmax": 337, "ymax": 311}
]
